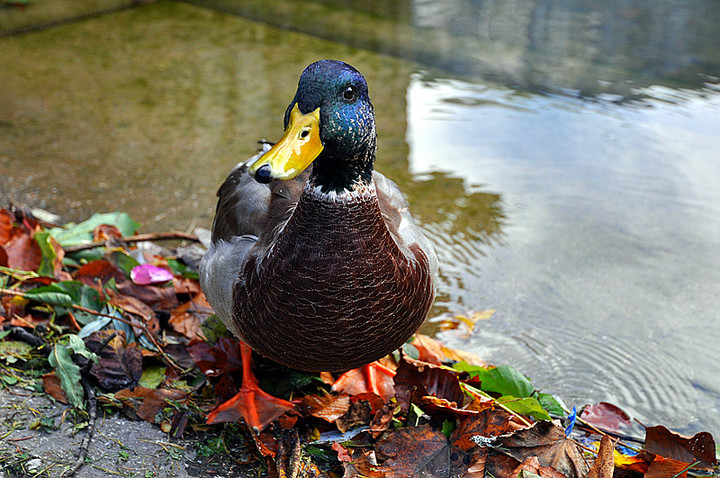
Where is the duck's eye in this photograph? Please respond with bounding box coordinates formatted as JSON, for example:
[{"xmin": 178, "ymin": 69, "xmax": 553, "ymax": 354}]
[{"xmin": 342, "ymin": 86, "xmax": 355, "ymax": 101}]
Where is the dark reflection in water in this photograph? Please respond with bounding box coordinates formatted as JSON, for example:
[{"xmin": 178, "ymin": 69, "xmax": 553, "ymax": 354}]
[
  {"xmin": 1, "ymin": 0, "xmax": 719, "ymax": 439},
  {"xmin": 194, "ymin": 0, "xmax": 720, "ymax": 96}
]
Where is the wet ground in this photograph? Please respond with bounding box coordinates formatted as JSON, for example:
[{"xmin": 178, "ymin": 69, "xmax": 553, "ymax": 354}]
[{"xmin": 2, "ymin": 0, "xmax": 720, "ymax": 452}]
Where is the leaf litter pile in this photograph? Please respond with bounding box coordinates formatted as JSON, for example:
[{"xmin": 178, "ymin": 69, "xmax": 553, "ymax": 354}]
[{"xmin": 0, "ymin": 206, "xmax": 717, "ymax": 478}]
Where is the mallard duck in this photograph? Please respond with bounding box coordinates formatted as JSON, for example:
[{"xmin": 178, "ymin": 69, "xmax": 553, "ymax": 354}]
[{"xmin": 199, "ymin": 60, "xmax": 438, "ymax": 430}]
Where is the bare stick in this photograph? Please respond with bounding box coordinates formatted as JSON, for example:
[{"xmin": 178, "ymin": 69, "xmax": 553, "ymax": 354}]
[{"xmin": 63, "ymin": 231, "xmax": 200, "ymax": 253}]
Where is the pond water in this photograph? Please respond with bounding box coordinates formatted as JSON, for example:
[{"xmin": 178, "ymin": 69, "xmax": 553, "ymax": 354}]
[{"xmin": 1, "ymin": 0, "xmax": 719, "ymax": 438}]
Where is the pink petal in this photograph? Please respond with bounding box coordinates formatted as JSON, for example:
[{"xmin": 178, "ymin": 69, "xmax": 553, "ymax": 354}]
[{"xmin": 131, "ymin": 264, "xmax": 173, "ymax": 285}]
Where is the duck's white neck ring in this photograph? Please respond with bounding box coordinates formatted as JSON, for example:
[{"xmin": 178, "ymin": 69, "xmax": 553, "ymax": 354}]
[{"xmin": 304, "ymin": 180, "xmax": 376, "ymax": 203}]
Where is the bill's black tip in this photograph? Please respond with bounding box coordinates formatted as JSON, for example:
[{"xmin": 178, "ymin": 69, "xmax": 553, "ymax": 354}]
[{"xmin": 254, "ymin": 164, "xmax": 273, "ymax": 183}]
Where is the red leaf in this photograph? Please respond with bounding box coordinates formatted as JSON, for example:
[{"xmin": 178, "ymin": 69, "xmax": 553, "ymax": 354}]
[
  {"xmin": 3, "ymin": 232, "xmax": 41, "ymax": 271},
  {"xmin": 43, "ymin": 372, "xmax": 68, "ymax": 404},
  {"xmin": 76, "ymin": 259, "xmax": 125, "ymax": 291},
  {"xmin": 0, "ymin": 209, "xmax": 13, "ymax": 244},
  {"xmin": 187, "ymin": 336, "xmax": 243, "ymax": 377},
  {"xmin": 580, "ymin": 402, "xmax": 632, "ymax": 434},
  {"xmin": 394, "ymin": 354, "xmax": 465, "ymax": 413}
]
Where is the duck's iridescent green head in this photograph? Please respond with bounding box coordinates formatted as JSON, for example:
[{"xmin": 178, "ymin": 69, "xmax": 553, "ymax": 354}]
[{"xmin": 249, "ymin": 60, "xmax": 377, "ymax": 193}]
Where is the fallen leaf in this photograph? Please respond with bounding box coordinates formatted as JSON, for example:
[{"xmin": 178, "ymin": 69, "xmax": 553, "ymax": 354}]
[
  {"xmin": 42, "ymin": 371, "xmax": 68, "ymax": 404},
  {"xmin": 168, "ymin": 294, "xmax": 213, "ymax": 340},
  {"xmin": 115, "ymin": 386, "xmax": 188, "ymax": 423},
  {"xmin": 588, "ymin": 435, "xmax": 615, "ymax": 478},
  {"xmin": 336, "ymin": 398, "xmax": 374, "ymax": 433},
  {"xmin": 644, "ymin": 425, "xmax": 716, "ymax": 468},
  {"xmin": 0, "ymin": 209, "xmax": 13, "ymax": 244},
  {"xmin": 580, "ymin": 402, "xmax": 632, "ymax": 434},
  {"xmin": 492, "ymin": 420, "xmax": 590, "ymax": 478},
  {"xmin": 86, "ymin": 331, "xmax": 142, "ymax": 392},
  {"xmin": 303, "ymin": 393, "xmax": 351, "ymax": 422},
  {"xmin": 645, "ymin": 455, "xmax": 693, "ymax": 478},
  {"xmin": 375, "ymin": 425, "xmax": 451, "ymax": 477},
  {"xmin": 394, "ymin": 355, "xmax": 465, "ymax": 413},
  {"xmin": 173, "ymin": 275, "xmax": 201, "ymax": 295},
  {"xmin": 93, "ymin": 224, "xmax": 122, "ymax": 242},
  {"xmin": 187, "ymin": 336, "xmax": 243, "ymax": 377},
  {"xmin": 450, "ymin": 409, "xmax": 527, "ymax": 453},
  {"xmin": 512, "ymin": 456, "xmax": 568, "ymax": 478},
  {"xmin": 115, "ymin": 280, "xmax": 178, "ymax": 311},
  {"xmin": 3, "ymin": 232, "xmax": 42, "ymax": 271},
  {"xmin": 48, "ymin": 343, "xmax": 84, "ymax": 409},
  {"xmin": 75, "ymin": 259, "xmax": 126, "ymax": 291},
  {"xmin": 412, "ymin": 334, "xmax": 446, "ymax": 365}
]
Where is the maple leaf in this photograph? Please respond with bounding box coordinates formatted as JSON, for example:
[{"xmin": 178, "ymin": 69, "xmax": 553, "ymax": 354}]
[{"xmin": 490, "ymin": 420, "xmax": 589, "ymax": 478}]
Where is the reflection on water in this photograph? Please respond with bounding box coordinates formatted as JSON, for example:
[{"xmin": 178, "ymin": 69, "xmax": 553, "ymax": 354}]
[
  {"xmin": 1, "ymin": 0, "xmax": 720, "ymax": 438},
  {"xmin": 407, "ymin": 74, "xmax": 720, "ymax": 436}
]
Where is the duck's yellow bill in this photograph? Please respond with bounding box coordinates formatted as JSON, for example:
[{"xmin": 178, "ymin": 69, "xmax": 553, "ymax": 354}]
[{"xmin": 249, "ymin": 104, "xmax": 323, "ymax": 181}]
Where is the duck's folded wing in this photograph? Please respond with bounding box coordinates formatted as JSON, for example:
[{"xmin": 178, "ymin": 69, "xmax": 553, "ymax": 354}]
[
  {"xmin": 211, "ymin": 162, "xmax": 271, "ymax": 242},
  {"xmin": 374, "ymin": 171, "xmax": 439, "ymax": 288}
]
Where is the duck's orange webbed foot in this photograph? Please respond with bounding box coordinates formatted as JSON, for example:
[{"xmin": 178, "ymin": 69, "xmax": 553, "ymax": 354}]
[
  {"xmin": 206, "ymin": 342, "xmax": 294, "ymax": 432},
  {"xmin": 332, "ymin": 361, "xmax": 396, "ymax": 402}
]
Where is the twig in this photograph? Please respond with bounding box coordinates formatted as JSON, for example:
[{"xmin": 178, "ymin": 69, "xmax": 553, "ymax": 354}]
[
  {"xmin": 671, "ymin": 460, "xmax": 700, "ymax": 478},
  {"xmin": 63, "ymin": 231, "xmax": 199, "ymax": 253},
  {"xmin": 561, "ymin": 405, "xmax": 642, "ymax": 453}
]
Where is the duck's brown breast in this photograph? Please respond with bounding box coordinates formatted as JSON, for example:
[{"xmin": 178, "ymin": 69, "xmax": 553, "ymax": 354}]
[{"xmin": 232, "ymin": 188, "xmax": 434, "ymax": 372}]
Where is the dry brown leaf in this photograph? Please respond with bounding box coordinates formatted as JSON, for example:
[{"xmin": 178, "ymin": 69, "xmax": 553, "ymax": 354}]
[
  {"xmin": 42, "ymin": 372, "xmax": 68, "ymax": 404},
  {"xmin": 87, "ymin": 331, "xmax": 143, "ymax": 392},
  {"xmin": 645, "ymin": 424, "xmax": 716, "ymax": 468},
  {"xmin": 492, "ymin": 420, "xmax": 590, "ymax": 478},
  {"xmin": 168, "ymin": 293, "xmax": 213, "ymax": 340},
  {"xmin": 303, "ymin": 393, "xmax": 350, "ymax": 422},
  {"xmin": 588, "ymin": 435, "xmax": 615, "ymax": 478}
]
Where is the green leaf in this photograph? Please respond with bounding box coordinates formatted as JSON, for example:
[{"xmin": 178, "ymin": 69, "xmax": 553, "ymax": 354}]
[
  {"xmin": 200, "ymin": 314, "xmax": 229, "ymax": 345},
  {"xmin": 34, "ymin": 232, "xmax": 58, "ymax": 277},
  {"xmin": 166, "ymin": 259, "xmax": 199, "ymax": 279},
  {"xmin": 469, "ymin": 365, "xmax": 534, "ymax": 398},
  {"xmin": 139, "ymin": 364, "xmax": 167, "ymax": 390},
  {"xmin": 53, "ymin": 281, "xmax": 105, "ymax": 325},
  {"xmin": 453, "ymin": 361, "xmax": 489, "ymax": 375},
  {"xmin": 48, "ymin": 212, "xmax": 140, "ymax": 247},
  {"xmin": 109, "ymin": 251, "xmax": 140, "ymax": 277},
  {"xmin": 48, "ymin": 344, "xmax": 84, "ymax": 409},
  {"xmin": 497, "ymin": 396, "xmax": 551, "ymax": 421},
  {"xmin": 67, "ymin": 335, "xmax": 98, "ymax": 363},
  {"xmin": 23, "ymin": 287, "xmax": 73, "ymax": 307},
  {"xmin": 441, "ymin": 420, "xmax": 455, "ymax": 440},
  {"xmin": 536, "ymin": 393, "xmax": 565, "ymax": 416}
]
